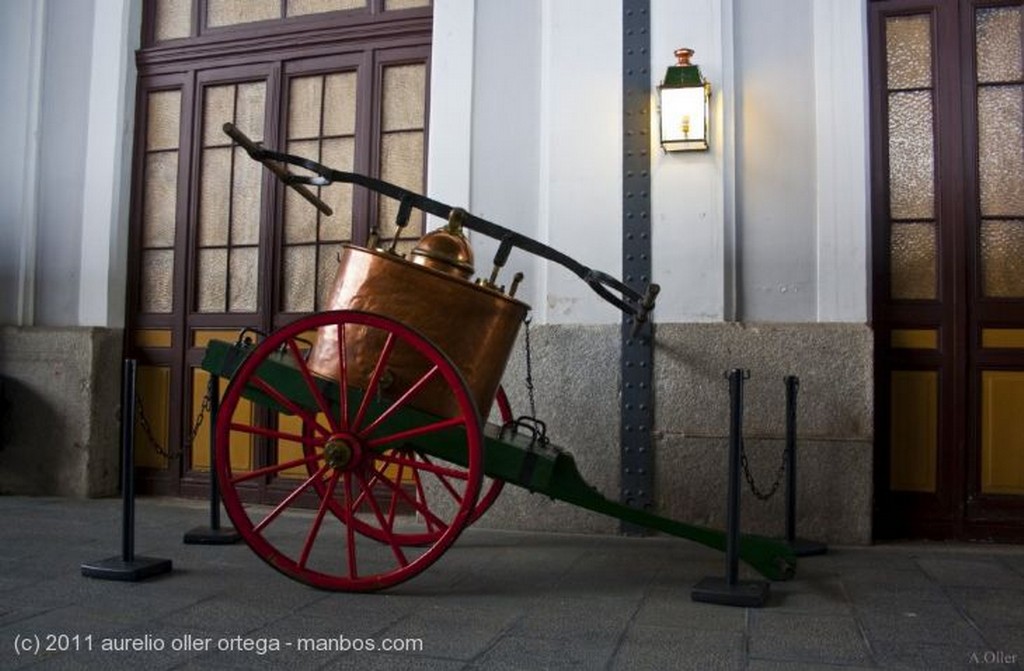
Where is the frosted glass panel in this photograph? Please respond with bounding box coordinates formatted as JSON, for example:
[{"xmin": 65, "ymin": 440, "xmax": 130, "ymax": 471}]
[
  {"xmin": 229, "ymin": 247, "xmax": 258, "ymax": 312},
  {"xmin": 385, "ymin": 0, "xmax": 430, "ymax": 9},
  {"xmin": 203, "ymin": 85, "xmax": 235, "ymax": 146},
  {"xmin": 143, "ymin": 152, "xmax": 178, "ymax": 248},
  {"xmin": 235, "ymin": 83, "xmax": 266, "ymax": 143},
  {"xmin": 320, "ymin": 138, "xmax": 354, "ymax": 239},
  {"xmin": 891, "ymin": 222, "xmax": 936, "ymax": 300},
  {"xmin": 886, "ymin": 15, "xmax": 932, "ymax": 90},
  {"xmin": 147, "ymin": 90, "xmax": 181, "ymax": 151},
  {"xmin": 380, "ymin": 132, "xmax": 423, "ymax": 189},
  {"xmin": 888, "ymin": 91, "xmax": 935, "ymax": 220},
  {"xmin": 141, "ymin": 249, "xmax": 174, "ymax": 313},
  {"xmin": 981, "ymin": 220, "xmax": 1024, "ymax": 297},
  {"xmin": 317, "ymin": 245, "xmax": 338, "ymax": 310},
  {"xmin": 231, "ymin": 147, "xmax": 262, "ymax": 245},
  {"xmin": 378, "ymin": 131, "xmax": 424, "ymax": 232},
  {"xmin": 323, "ymin": 73, "xmax": 358, "ymax": 136},
  {"xmin": 197, "ymin": 249, "xmax": 228, "ymax": 312},
  {"xmin": 287, "ymin": 0, "xmax": 366, "ymax": 17},
  {"xmin": 287, "ymin": 139, "xmax": 320, "ymax": 163},
  {"xmin": 207, "ymin": 0, "xmax": 279, "ymax": 27},
  {"xmin": 978, "ymin": 86, "xmax": 1024, "ymax": 217},
  {"xmin": 283, "ymin": 246, "xmax": 315, "ymax": 312},
  {"xmin": 382, "ymin": 64, "xmax": 426, "ymax": 131},
  {"xmin": 154, "ymin": 0, "xmax": 191, "ymax": 41},
  {"xmin": 977, "ymin": 6, "xmax": 1023, "ymax": 84},
  {"xmin": 199, "ymin": 148, "xmax": 231, "ymax": 246},
  {"xmin": 285, "ymin": 189, "xmax": 318, "ymax": 244},
  {"xmin": 288, "ymin": 77, "xmax": 324, "ymax": 139}
]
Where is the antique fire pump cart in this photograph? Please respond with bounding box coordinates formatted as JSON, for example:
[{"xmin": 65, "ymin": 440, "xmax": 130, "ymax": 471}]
[{"xmin": 199, "ymin": 124, "xmax": 797, "ymax": 592}]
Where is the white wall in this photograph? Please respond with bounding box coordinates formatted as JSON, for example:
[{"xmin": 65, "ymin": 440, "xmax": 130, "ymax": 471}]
[
  {"xmin": 814, "ymin": 0, "xmax": 870, "ymax": 321},
  {"xmin": 0, "ymin": 0, "xmax": 45, "ymax": 326},
  {"xmin": 0, "ymin": 0, "xmax": 138, "ymax": 329},
  {"xmin": 651, "ymin": 0, "xmax": 731, "ymax": 322},
  {"xmin": 79, "ymin": 0, "xmax": 140, "ymax": 328},
  {"xmin": 429, "ymin": 0, "xmax": 870, "ymax": 326},
  {"xmin": 1, "ymin": 0, "xmax": 867, "ymax": 330},
  {"xmin": 34, "ymin": 0, "xmax": 94, "ymax": 327},
  {"xmin": 430, "ymin": 0, "xmax": 623, "ymax": 324},
  {"xmin": 734, "ymin": 0, "xmax": 818, "ymax": 320}
]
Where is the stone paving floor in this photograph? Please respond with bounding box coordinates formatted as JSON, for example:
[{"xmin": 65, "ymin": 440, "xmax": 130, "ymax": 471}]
[{"xmin": 1, "ymin": 496, "xmax": 1022, "ymax": 670}]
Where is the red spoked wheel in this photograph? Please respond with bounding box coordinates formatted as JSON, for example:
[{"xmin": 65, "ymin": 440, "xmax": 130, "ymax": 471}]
[{"xmin": 215, "ymin": 310, "xmax": 483, "ymax": 591}]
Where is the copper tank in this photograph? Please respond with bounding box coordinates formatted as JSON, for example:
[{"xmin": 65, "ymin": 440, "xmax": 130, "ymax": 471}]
[{"xmin": 306, "ymin": 222, "xmax": 529, "ymax": 419}]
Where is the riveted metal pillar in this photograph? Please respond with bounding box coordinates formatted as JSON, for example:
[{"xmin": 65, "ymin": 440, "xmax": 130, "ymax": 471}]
[{"xmin": 620, "ymin": 0, "xmax": 655, "ymax": 534}]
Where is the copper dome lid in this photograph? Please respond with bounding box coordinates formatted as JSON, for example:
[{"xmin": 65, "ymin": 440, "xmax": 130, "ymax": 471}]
[{"xmin": 409, "ymin": 208, "xmax": 475, "ymax": 280}]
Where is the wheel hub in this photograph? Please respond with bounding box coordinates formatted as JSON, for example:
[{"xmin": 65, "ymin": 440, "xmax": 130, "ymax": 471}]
[{"xmin": 323, "ymin": 434, "xmax": 362, "ymax": 470}]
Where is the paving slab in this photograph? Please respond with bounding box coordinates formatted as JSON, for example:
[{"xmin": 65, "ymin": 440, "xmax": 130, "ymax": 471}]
[{"xmin": 0, "ymin": 496, "xmax": 1023, "ymax": 670}]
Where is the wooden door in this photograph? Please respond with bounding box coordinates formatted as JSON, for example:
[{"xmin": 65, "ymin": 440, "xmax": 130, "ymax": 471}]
[{"xmin": 871, "ymin": 0, "xmax": 1024, "ymax": 541}]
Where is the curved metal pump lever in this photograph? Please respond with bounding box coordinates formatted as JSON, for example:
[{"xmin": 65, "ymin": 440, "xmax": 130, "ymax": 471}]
[{"xmin": 223, "ymin": 122, "xmax": 660, "ymax": 322}]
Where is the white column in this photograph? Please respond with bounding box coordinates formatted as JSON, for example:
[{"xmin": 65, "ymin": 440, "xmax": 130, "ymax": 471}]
[
  {"xmin": 814, "ymin": 0, "xmax": 870, "ymax": 322},
  {"xmin": 0, "ymin": 0, "xmax": 46, "ymax": 326},
  {"xmin": 78, "ymin": 0, "xmax": 140, "ymax": 327}
]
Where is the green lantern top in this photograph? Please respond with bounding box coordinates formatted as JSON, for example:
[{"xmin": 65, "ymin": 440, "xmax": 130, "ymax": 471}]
[{"xmin": 662, "ymin": 48, "xmax": 705, "ymax": 88}]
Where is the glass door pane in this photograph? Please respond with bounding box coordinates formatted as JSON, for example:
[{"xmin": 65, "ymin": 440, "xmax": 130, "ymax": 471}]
[{"xmin": 196, "ymin": 81, "xmax": 267, "ymax": 313}]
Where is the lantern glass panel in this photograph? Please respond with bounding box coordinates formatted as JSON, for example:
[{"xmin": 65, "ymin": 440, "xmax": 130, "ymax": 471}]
[{"xmin": 660, "ymin": 86, "xmax": 707, "ymax": 150}]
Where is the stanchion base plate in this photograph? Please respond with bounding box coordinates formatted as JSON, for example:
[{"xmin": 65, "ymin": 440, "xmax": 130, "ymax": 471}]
[
  {"xmin": 183, "ymin": 526, "xmax": 241, "ymax": 545},
  {"xmin": 788, "ymin": 538, "xmax": 828, "ymax": 557},
  {"xmin": 81, "ymin": 556, "xmax": 173, "ymax": 582},
  {"xmin": 691, "ymin": 576, "xmax": 770, "ymax": 608}
]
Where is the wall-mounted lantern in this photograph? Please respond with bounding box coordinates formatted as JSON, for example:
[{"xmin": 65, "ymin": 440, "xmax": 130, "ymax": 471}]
[{"xmin": 658, "ymin": 48, "xmax": 711, "ymax": 152}]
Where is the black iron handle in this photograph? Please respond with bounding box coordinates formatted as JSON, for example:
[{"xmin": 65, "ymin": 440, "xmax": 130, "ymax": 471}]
[
  {"xmin": 222, "ymin": 124, "xmax": 660, "ymax": 322},
  {"xmin": 223, "ymin": 123, "xmax": 333, "ymax": 216}
]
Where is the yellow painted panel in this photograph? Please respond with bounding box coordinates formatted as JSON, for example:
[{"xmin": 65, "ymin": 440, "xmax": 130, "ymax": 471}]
[
  {"xmin": 981, "ymin": 371, "xmax": 1024, "ymax": 494},
  {"xmin": 890, "ymin": 370, "xmax": 938, "ymax": 492},
  {"xmin": 277, "ymin": 412, "xmax": 317, "ymax": 479},
  {"xmin": 192, "ymin": 329, "xmax": 243, "ymax": 348},
  {"xmin": 192, "ymin": 328, "xmax": 319, "ymax": 348},
  {"xmin": 135, "ymin": 365, "xmax": 170, "ymax": 469},
  {"xmin": 135, "ymin": 329, "xmax": 172, "ymax": 348},
  {"xmin": 190, "ymin": 369, "xmax": 252, "ymax": 472},
  {"xmin": 982, "ymin": 328, "xmax": 1024, "ymax": 349},
  {"xmin": 891, "ymin": 329, "xmax": 938, "ymax": 349}
]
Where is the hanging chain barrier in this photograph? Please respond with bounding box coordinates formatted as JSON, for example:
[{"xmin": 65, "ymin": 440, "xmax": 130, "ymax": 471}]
[
  {"xmin": 739, "ymin": 438, "xmax": 788, "ymax": 502},
  {"xmin": 134, "ymin": 326, "xmax": 266, "ymax": 461},
  {"xmin": 135, "ymin": 383, "xmax": 213, "ymax": 462},
  {"xmin": 728, "ymin": 370, "xmax": 789, "ymax": 502}
]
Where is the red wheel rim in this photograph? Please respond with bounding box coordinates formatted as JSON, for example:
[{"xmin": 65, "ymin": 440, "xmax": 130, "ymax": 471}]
[
  {"xmin": 215, "ymin": 310, "xmax": 483, "ymax": 591},
  {"xmin": 469, "ymin": 387, "xmax": 510, "ymax": 524}
]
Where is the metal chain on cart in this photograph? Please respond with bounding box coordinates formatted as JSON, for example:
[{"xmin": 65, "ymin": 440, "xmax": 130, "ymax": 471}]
[
  {"xmin": 134, "ymin": 383, "xmax": 213, "ymax": 462},
  {"xmin": 499, "ymin": 313, "xmax": 549, "ymax": 447},
  {"xmin": 739, "ymin": 438, "xmax": 788, "ymax": 502},
  {"xmin": 523, "ymin": 315, "xmax": 538, "ymax": 421}
]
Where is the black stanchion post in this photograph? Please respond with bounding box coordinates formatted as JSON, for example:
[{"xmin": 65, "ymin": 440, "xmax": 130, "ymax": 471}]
[
  {"xmin": 82, "ymin": 359, "xmax": 173, "ymax": 581},
  {"xmin": 725, "ymin": 368, "xmax": 743, "ymax": 586},
  {"xmin": 184, "ymin": 374, "xmax": 240, "ymax": 544},
  {"xmin": 692, "ymin": 369, "xmax": 769, "ymax": 607},
  {"xmin": 783, "ymin": 375, "xmax": 827, "ymax": 557}
]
